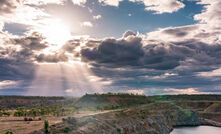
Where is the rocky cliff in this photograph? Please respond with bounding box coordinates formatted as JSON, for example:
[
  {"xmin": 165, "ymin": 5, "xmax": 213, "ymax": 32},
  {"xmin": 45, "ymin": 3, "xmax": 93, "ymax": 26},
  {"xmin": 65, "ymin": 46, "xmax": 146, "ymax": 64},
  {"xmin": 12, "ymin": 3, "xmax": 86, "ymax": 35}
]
[{"xmin": 31, "ymin": 101, "xmax": 219, "ymax": 134}]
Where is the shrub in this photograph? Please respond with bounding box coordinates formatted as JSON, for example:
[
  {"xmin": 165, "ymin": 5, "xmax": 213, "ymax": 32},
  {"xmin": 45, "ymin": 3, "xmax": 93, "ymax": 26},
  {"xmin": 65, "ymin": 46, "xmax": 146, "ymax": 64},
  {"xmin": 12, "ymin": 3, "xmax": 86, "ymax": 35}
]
[
  {"xmin": 5, "ymin": 131, "xmax": 13, "ymax": 134},
  {"xmin": 44, "ymin": 120, "xmax": 49, "ymax": 133},
  {"xmin": 116, "ymin": 128, "xmax": 121, "ymax": 134},
  {"xmin": 24, "ymin": 117, "xmax": 28, "ymax": 121},
  {"xmin": 62, "ymin": 127, "xmax": 70, "ymax": 133},
  {"xmin": 63, "ymin": 117, "xmax": 77, "ymax": 125}
]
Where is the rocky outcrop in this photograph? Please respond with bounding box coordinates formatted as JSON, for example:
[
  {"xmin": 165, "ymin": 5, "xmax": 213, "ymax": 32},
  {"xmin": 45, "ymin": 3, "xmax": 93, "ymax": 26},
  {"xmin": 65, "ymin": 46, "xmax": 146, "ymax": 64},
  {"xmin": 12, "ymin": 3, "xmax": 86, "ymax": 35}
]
[{"xmin": 31, "ymin": 101, "xmax": 221, "ymax": 134}]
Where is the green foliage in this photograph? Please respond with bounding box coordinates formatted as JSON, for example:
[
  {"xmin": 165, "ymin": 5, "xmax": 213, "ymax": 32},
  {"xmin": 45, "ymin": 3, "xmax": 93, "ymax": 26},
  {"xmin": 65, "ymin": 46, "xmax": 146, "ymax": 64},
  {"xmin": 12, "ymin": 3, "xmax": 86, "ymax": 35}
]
[
  {"xmin": 62, "ymin": 117, "xmax": 77, "ymax": 125},
  {"xmin": 151, "ymin": 94, "xmax": 221, "ymax": 101},
  {"xmin": 14, "ymin": 108, "xmax": 27, "ymax": 117},
  {"xmin": 5, "ymin": 131, "xmax": 13, "ymax": 134},
  {"xmin": 62, "ymin": 127, "xmax": 70, "ymax": 133},
  {"xmin": 0, "ymin": 109, "xmax": 11, "ymax": 117},
  {"xmin": 13, "ymin": 104, "xmax": 68, "ymax": 118},
  {"xmin": 44, "ymin": 120, "xmax": 49, "ymax": 133},
  {"xmin": 116, "ymin": 128, "xmax": 121, "ymax": 134},
  {"xmin": 96, "ymin": 105, "xmax": 120, "ymax": 110}
]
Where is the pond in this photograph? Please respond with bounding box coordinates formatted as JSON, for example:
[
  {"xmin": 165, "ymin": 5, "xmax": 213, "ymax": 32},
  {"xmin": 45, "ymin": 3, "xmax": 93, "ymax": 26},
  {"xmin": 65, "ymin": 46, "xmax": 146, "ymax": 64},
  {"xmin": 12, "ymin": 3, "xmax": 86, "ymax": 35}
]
[{"xmin": 171, "ymin": 126, "xmax": 221, "ymax": 134}]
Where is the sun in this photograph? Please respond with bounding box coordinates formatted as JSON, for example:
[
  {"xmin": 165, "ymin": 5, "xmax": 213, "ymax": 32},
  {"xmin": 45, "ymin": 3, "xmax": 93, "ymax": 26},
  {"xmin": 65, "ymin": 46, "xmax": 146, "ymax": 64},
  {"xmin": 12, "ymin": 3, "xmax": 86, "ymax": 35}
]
[{"xmin": 39, "ymin": 19, "xmax": 72, "ymax": 47}]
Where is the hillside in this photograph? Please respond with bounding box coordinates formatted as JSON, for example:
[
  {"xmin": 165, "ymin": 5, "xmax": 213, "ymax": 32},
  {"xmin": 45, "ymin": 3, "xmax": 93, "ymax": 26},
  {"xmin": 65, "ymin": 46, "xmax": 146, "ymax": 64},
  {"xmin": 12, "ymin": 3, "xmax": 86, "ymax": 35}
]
[
  {"xmin": 75, "ymin": 93, "xmax": 152, "ymax": 109},
  {"xmin": 30, "ymin": 94, "xmax": 221, "ymax": 134}
]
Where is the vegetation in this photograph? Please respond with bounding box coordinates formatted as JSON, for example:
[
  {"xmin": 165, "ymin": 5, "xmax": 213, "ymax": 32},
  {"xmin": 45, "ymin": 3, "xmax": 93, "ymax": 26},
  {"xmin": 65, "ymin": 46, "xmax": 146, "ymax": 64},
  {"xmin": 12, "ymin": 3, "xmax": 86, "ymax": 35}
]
[
  {"xmin": 13, "ymin": 105, "xmax": 68, "ymax": 121},
  {"xmin": 62, "ymin": 127, "xmax": 70, "ymax": 133},
  {"xmin": 5, "ymin": 131, "xmax": 13, "ymax": 134},
  {"xmin": 151, "ymin": 94, "xmax": 221, "ymax": 101},
  {"xmin": 62, "ymin": 117, "xmax": 77, "ymax": 125},
  {"xmin": 0, "ymin": 109, "xmax": 11, "ymax": 117},
  {"xmin": 1, "ymin": 94, "xmax": 221, "ymax": 133},
  {"xmin": 44, "ymin": 120, "xmax": 49, "ymax": 133},
  {"xmin": 76, "ymin": 93, "xmax": 152, "ymax": 110}
]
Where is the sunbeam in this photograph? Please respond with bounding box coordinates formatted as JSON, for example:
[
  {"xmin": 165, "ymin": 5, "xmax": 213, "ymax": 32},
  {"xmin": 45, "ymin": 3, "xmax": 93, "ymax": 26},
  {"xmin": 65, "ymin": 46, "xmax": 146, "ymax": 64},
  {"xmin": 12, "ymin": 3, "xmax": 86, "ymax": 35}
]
[{"xmin": 26, "ymin": 62, "xmax": 104, "ymax": 96}]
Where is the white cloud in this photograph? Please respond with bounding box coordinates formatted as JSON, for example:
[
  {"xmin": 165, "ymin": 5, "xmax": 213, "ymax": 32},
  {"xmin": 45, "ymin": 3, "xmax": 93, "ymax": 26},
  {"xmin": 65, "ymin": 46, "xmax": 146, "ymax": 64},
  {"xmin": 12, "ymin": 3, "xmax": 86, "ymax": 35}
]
[
  {"xmin": 71, "ymin": 0, "xmax": 87, "ymax": 6},
  {"xmin": 65, "ymin": 89, "xmax": 73, "ymax": 93},
  {"xmin": 0, "ymin": 22, "xmax": 3, "ymax": 31},
  {"xmin": 127, "ymin": 89, "xmax": 144, "ymax": 95},
  {"xmin": 164, "ymin": 88, "xmax": 200, "ymax": 94},
  {"xmin": 0, "ymin": 80, "xmax": 18, "ymax": 89},
  {"xmin": 98, "ymin": 0, "xmax": 185, "ymax": 14},
  {"xmin": 98, "ymin": 0, "xmax": 123, "ymax": 6},
  {"xmin": 142, "ymin": 0, "xmax": 185, "ymax": 14},
  {"xmin": 93, "ymin": 15, "xmax": 102, "ymax": 20},
  {"xmin": 81, "ymin": 21, "xmax": 93, "ymax": 27},
  {"xmin": 23, "ymin": 0, "xmax": 65, "ymax": 5},
  {"xmin": 145, "ymin": 0, "xmax": 221, "ymax": 44},
  {"xmin": 197, "ymin": 68, "xmax": 221, "ymax": 77}
]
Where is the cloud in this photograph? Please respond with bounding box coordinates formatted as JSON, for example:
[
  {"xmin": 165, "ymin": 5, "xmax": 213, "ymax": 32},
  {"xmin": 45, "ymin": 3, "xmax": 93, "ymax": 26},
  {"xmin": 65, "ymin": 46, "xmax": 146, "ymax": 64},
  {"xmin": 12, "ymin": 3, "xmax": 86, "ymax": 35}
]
[
  {"xmin": 0, "ymin": 0, "xmax": 20, "ymax": 15},
  {"xmin": 197, "ymin": 68, "xmax": 221, "ymax": 77},
  {"xmin": 23, "ymin": 0, "xmax": 65, "ymax": 5},
  {"xmin": 98, "ymin": 0, "xmax": 122, "ymax": 6},
  {"xmin": 81, "ymin": 34, "xmax": 144, "ymax": 68},
  {"xmin": 35, "ymin": 53, "xmax": 68, "ymax": 63},
  {"xmin": 127, "ymin": 89, "xmax": 144, "ymax": 95},
  {"xmin": 123, "ymin": 30, "xmax": 136, "ymax": 38},
  {"xmin": 81, "ymin": 33, "xmax": 221, "ymax": 71},
  {"xmin": 98, "ymin": 0, "xmax": 185, "ymax": 14},
  {"xmin": 0, "ymin": 80, "xmax": 19, "ymax": 89},
  {"xmin": 164, "ymin": 88, "xmax": 200, "ymax": 94},
  {"xmin": 71, "ymin": 0, "xmax": 87, "ymax": 6},
  {"xmin": 141, "ymin": 0, "xmax": 185, "ymax": 14},
  {"xmin": 65, "ymin": 89, "xmax": 73, "ymax": 93},
  {"xmin": 93, "ymin": 15, "xmax": 102, "ymax": 20},
  {"xmin": 81, "ymin": 21, "xmax": 93, "ymax": 27},
  {"xmin": 11, "ymin": 32, "xmax": 48, "ymax": 50},
  {"xmin": 77, "ymin": 28, "xmax": 221, "ymax": 94}
]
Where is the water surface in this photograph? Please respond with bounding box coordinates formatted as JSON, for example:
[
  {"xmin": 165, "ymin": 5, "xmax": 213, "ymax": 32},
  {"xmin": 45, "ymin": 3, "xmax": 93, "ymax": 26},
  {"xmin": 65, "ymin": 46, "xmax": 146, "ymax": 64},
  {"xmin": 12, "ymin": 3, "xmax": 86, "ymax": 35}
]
[{"xmin": 171, "ymin": 126, "xmax": 221, "ymax": 134}]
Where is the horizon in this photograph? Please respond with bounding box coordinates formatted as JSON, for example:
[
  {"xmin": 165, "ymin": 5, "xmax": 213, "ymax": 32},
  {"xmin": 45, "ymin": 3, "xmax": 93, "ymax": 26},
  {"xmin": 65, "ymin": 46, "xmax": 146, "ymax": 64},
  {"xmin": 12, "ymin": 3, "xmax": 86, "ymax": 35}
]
[{"xmin": 0, "ymin": 0, "xmax": 221, "ymax": 96}]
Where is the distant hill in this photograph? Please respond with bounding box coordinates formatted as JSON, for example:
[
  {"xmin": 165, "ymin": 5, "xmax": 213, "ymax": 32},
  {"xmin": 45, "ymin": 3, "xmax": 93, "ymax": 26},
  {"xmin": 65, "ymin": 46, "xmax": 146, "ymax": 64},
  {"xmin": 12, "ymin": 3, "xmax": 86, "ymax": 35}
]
[
  {"xmin": 75, "ymin": 93, "xmax": 152, "ymax": 109},
  {"xmin": 0, "ymin": 96, "xmax": 77, "ymax": 109}
]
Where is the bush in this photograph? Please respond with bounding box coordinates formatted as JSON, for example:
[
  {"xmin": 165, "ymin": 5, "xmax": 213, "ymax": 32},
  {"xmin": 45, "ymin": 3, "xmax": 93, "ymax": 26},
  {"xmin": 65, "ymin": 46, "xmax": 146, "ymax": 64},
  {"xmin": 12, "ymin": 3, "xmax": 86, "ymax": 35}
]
[
  {"xmin": 44, "ymin": 120, "xmax": 49, "ymax": 133},
  {"xmin": 63, "ymin": 117, "xmax": 77, "ymax": 124},
  {"xmin": 5, "ymin": 131, "xmax": 13, "ymax": 134},
  {"xmin": 24, "ymin": 117, "xmax": 28, "ymax": 121},
  {"xmin": 116, "ymin": 128, "xmax": 121, "ymax": 134},
  {"xmin": 62, "ymin": 127, "xmax": 70, "ymax": 133}
]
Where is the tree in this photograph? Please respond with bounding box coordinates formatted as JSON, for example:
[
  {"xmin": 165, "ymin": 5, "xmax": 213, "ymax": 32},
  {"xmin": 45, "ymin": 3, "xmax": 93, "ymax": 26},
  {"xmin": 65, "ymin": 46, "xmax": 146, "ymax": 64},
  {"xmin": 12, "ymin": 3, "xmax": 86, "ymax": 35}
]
[
  {"xmin": 5, "ymin": 131, "xmax": 13, "ymax": 134},
  {"xmin": 44, "ymin": 120, "xmax": 49, "ymax": 133}
]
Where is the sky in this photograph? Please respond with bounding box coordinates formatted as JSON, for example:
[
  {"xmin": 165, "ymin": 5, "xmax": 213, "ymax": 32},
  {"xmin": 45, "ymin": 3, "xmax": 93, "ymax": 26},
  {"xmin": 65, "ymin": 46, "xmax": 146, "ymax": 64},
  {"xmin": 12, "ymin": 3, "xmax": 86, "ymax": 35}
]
[{"xmin": 0, "ymin": 0, "xmax": 221, "ymax": 96}]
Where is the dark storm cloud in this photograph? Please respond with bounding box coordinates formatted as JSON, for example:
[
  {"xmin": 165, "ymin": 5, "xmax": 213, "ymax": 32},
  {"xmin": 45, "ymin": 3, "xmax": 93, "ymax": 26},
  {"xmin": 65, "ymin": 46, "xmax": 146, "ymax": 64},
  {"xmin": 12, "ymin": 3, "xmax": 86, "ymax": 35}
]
[
  {"xmin": 0, "ymin": 47, "xmax": 35, "ymax": 81},
  {"xmin": 12, "ymin": 32, "xmax": 48, "ymax": 50},
  {"xmin": 81, "ymin": 32, "xmax": 221, "ymax": 71},
  {"xmin": 35, "ymin": 53, "xmax": 68, "ymax": 63},
  {"xmin": 0, "ymin": 0, "xmax": 19, "ymax": 15},
  {"xmin": 78, "ymin": 31, "xmax": 221, "ymax": 93},
  {"xmin": 81, "ymin": 35, "xmax": 144, "ymax": 67},
  {"xmin": 0, "ymin": 32, "xmax": 49, "ymax": 81},
  {"xmin": 81, "ymin": 35, "xmax": 194, "ymax": 70}
]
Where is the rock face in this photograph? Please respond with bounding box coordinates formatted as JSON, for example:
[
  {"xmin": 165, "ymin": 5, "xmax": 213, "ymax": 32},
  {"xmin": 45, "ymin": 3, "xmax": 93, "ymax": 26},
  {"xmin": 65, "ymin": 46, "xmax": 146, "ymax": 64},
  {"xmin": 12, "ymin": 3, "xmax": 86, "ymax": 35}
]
[{"xmin": 31, "ymin": 101, "xmax": 216, "ymax": 134}]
